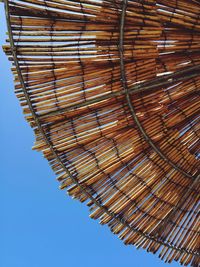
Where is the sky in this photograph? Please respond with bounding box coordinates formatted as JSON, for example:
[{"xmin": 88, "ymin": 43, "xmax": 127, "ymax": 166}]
[{"xmin": 0, "ymin": 4, "xmax": 180, "ymax": 267}]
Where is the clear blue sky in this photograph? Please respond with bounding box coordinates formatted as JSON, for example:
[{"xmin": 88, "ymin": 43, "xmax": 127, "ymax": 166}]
[{"xmin": 0, "ymin": 4, "xmax": 180, "ymax": 267}]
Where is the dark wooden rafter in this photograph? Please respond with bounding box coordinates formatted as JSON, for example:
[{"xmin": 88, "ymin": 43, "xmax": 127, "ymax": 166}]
[{"xmin": 38, "ymin": 65, "xmax": 200, "ymax": 119}]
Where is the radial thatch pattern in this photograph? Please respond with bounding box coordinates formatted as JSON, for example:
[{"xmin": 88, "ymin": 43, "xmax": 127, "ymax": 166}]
[{"xmin": 3, "ymin": 0, "xmax": 200, "ymax": 266}]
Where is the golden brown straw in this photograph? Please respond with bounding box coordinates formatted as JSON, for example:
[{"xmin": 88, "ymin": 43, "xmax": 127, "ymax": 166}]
[{"xmin": 2, "ymin": 0, "xmax": 200, "ymax": 266}]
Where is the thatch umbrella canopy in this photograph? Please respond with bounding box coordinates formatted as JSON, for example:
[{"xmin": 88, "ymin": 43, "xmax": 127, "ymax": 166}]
[{"xmin": 3, "ymin": 0, "xmax": 200, "ymax": 266}]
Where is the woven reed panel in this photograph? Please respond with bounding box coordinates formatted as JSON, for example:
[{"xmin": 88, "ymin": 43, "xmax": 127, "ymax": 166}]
[{"xmin": 3, "ymin": 0, "xmax": 200, "ymax": 266}]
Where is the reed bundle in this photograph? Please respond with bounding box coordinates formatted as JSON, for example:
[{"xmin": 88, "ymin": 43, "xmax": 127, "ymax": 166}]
[{"xmin": 2, "ymin": 0, "xmax": 200, "ymax": 266}]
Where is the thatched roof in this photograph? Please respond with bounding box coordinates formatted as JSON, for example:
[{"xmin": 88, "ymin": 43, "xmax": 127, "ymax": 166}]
[{"xmin": 3, "ymin": 0, "xmax": 200, "ymax": 266}]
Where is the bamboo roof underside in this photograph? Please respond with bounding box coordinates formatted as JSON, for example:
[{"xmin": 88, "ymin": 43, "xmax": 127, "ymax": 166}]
[{"xmin": 2, "ymin": 0, "xmax": 200, "ymax": 266}]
